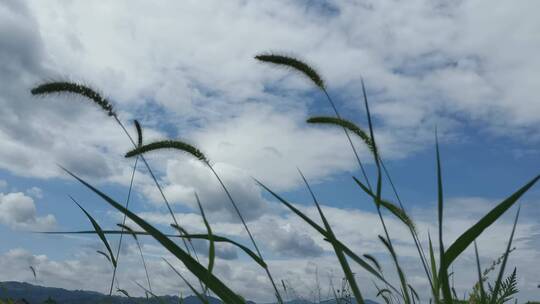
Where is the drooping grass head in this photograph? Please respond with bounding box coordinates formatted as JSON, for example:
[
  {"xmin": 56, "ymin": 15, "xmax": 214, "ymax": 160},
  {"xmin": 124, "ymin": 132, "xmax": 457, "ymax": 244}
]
[
  {"xmin": 255, "ymin": 53, "xmax": 325, "ymax": 90},
  {"xmin": 31, "ymin": 81, "xmax": 116, "ymax": 117}
]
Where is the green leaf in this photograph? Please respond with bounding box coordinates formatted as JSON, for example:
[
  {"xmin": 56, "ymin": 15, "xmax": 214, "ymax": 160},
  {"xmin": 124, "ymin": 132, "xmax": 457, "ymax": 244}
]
[
  {"xmin": 164, "ymin": 258, "xmax": 209, "ymax": 304},
  {"xmin": 255, "ymin": 178, "xmax": 399, "ymax": 293},
  {"xmin": 71, "ymin": 197, "xmax": 117, "ymax": 268},
  {"xmin": 195, "ymin": 193, "xmax": 215, "ymax": 280},
  {"xmin": 443, "ymin": 175, "xmax": 538, "ymax": 267},
  {"xmin": 298, "ymin": 169, "xmax": 365, "ymax": 304},
  {"xmin": 489, "ymin": 208, "xmax": 520, "ymax": 304},
  {"xmin": 474, "ymin": 242, "xmax": 487, "ymax": 304},
  {"xmin": 63, "ymin": 168, "xmax": 246, "ymax": 304},
  {"xmin": 41, "ymin": 229, "xmax": 267, "ymax": 269},
  {"xmin": 353, "ymin": 177, "xmax": 416, "ymax": 232}
]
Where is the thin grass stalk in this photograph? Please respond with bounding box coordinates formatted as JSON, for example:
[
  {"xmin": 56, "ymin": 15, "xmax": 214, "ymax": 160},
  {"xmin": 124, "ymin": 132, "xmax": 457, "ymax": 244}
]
[
  {"xmin": 321, "ymin": 89, "xmax": 372, "ymax": 191},
  {"xmin": 489, "ymin": 207, "xmax": 520, "ymax": 304},
  {"xmin": 474, "ymin": 242, "xmax": 487, "ymax": 304},
  {"xmin": 115, "ymin": 120, "xmax": 210, "ymax": 295},
  {"xmin": 135, "ymin": 231, "xmax": 152, "ymax": 293},
  {"xmin": 206, "ymin": 164, "xmax": 284, "ymax": 304},
  {"xmin": 361, "ymin": 79, "xmax": 411, "ymax": 304},
  {"xmin": 298, "ymin": 169, "xmax": 365, "ymax": 304},
  {"xmin": 109, "ymin": 156, "xmax": 140, "ymax": 295},
  {"xmin": 380, "ymin": 160, "xmax": 434, "ymax": 289},
  {"xmin": 31, "ymin": 84, "xmax": 198, "ymax": 261},
  {"xmin": 117, "ymin": 116, "xmax": 210, "ymax": 297}
]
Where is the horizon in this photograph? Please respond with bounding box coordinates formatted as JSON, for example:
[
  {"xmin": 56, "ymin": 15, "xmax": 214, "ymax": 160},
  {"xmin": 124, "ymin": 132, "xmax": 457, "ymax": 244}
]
[{"xmin": 0, "ymin": 0, "xmax": 539, "ymax": 303}]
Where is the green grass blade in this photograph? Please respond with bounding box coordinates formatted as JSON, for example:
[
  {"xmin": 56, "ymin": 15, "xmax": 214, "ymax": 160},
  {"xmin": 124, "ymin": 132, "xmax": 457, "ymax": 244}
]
[
  {"xmin": 443, "ymin": 175, "xmax": 538, "ymax": 267},
  {"xmin": 195, "ymin": 193, "xmax": 215, "ymax": 285},
  {"xmin": 488, "ymin": 207, "xmax": 520, "ymax": 304},
  {"xmin": 298, "ymin": 169, "xmax": 365, "ymax": 304},
  {"xmin": 428, "ymin": 233, "xmax": 439, "ymax": 302},
  {"xmin": 363, "ymin": 254, "xmax": 382, "ymax": 273},
  {"xmin": 378, "ymin": 235, "xmax": 409, "ymax": 303},
  {"xmin": 41, "ymin": 229, "xmax": 267, "ymax": 269},
  {"xmin": 63, "ymin": 168, "xmax": 246, "ymax": 304},
  {"xmin": 255, "ymin": 178, "xmax": 398, "ymax": 292},
  {"xmin": 163, "ymin": 258, "xmax": 209, "ymax": 304},
  {"xmin": 353, "ymin": 177, "xmax": 416, "ymax": 232},
  {"xmin": 435, "ymin": 132, "xmax": 453, "ymax": 304},
  {"xmin": 71, "ymin": 196, "xmax": 117, "ymax": 268},
  {"xmin": 96, "ymin": 250, "xmax": 113, "ymax": 265},
  {"xmin": 474, "ymin": 242, "xmax": 487, "ymax": 304}
]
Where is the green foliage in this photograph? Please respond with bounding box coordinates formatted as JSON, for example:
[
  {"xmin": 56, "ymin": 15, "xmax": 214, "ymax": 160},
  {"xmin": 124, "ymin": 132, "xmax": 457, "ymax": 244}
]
[{"xmin": 32, "ymin": 51, "xmax": 540, "ymax": 304}]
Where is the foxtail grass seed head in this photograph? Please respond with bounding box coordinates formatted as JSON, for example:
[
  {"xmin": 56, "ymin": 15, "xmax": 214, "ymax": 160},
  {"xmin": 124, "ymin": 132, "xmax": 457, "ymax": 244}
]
[
  {"xmin": 307, "ymin": 116, "xmax": 375, "ymax": 153},
  {"xmin": 255, "ymin": 53, "xmax": 325, "ymax": 89},
  {"xmin": 125, "ymin": 140, "xmax": 208, "ymax": 163},
  {"xmin": 134, "ymin": 120, "xmax": 143, "ymax": 147},
  {"xmin": 31, "ymin": 81, "xmax": 116, "ymax": 117}
]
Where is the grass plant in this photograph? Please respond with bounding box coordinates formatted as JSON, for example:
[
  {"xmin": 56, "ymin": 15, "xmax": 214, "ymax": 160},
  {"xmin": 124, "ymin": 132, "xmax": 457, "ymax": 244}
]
[{"xmin": 32, "ymin": 52, "xmax": 539, "ymax": 304}]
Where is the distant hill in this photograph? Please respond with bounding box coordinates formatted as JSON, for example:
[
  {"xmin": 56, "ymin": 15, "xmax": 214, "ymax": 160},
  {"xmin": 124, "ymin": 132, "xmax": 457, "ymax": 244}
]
[{"xmin": 0, "ymin": 281, "xmax": 378, "ymax": 304}]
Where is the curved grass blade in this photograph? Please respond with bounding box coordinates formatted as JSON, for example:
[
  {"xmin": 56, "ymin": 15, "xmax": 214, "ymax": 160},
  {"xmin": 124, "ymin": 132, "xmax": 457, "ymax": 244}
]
[
  {"xmin": 29, "ymin": 266, "xmax": 36, "ymax": 281},
  {"xmin": 163, "ymin": 258, "xmax": 209, "ymax": 304},
  {"xmin": 125, "ymin": 140, "xmax": 208, "ymax": 163},
  {"xmin": 474, "ymin": 242, "xmax": 486, "ymax": 304},
  {"xmin": 298, "ymin": 169, "xmax": 365, "ymax": 304},
  {"xmin": 116, "ymin": 223, "xmax": 152, "ymax": 293},
  {"xmin": 63, "ymin": 168, "xmax": 246, "ymax": 304},
  {"xmin": 378, "ymin": 235, "xmax": 409, "ymax": 303},
  {"xmin": 307, "ymin": 116, "xmax": 374, "ymax": 153},
  {"xmin": 96, "ymin": 250, "xmax": 113, "ymax": 265},
  {"xmin": 428, "ymin": 233, "xmax": 440, "ymax": 302},
  {"xmin": 255, "ymin": 53, "xmax": 325, "ymax": 89},
  {"xmin": 443, "ymin": 175, "xmax": 538, "ymax": 268},
  {"xmin": 255, "ymin": 178, "xmax": 398, "ymax": 293},
  {"xmin": 71, "ymin": 196, "xmax": 117, "ymax": 268},
  {"xmin": 31, "ymin": 82, "xmax": 115, "ymax": 116},
  {"xmin": 363, "ymin": 254, "xmax": 382, "ymax": 273},
  {"xmin": 408, "ymin": 284, "xmax": 420, "ymax": 304},
  {"xmin": 434, "ymin": 132, "xmax": 452, "ymax": 304},
  {"xmin": 117, "ymin": 223, "xmax": 138, "ymax": 240},
  {"xmin": 488, "ymin": 207, "xmax": 520, "ymax": 304},
  {"xmin": 195, "ymin": 193, "xmax": 215, "ymax": 279},
  {"xmin": 116, "ymin": 288, "xmax": 131, "ymax": 297},
  {"xmin": 41, "ymin": 229, "xmax": 267, "ymax": 269},
  {"xmin": 353, "ymin": 177, "xmax": 416, "ymax": 232}
]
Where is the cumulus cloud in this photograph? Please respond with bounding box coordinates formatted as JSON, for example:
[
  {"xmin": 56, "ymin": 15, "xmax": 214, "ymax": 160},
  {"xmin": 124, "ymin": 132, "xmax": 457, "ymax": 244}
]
[
  {"xmin": 0, "ymin": 191, "xmax": 56, "ymax": 230},
  {"xmin": 0, "ymin": 0, "xmax": 539, "ymax": 302}
]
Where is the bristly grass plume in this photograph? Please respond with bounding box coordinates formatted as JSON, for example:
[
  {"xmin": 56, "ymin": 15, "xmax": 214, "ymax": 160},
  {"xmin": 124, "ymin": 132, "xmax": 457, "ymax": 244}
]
[
  {"xmin": 125, "ymin": 140, "xmax": 208, "ymax": 163},
  {"xmin": 33, "ymin": 50, "xmax": 540, "ymax": 304},
  {"xmin": 31, "ymin": 81, "xmax": 116, "ymax": 117},
  {"xmin": 255, "ymin": 53, "xmax": 325, "ymax": 89}
]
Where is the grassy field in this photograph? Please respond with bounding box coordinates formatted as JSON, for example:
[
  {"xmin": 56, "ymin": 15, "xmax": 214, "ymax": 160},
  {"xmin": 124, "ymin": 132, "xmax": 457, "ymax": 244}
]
[{"xmin": 16, "ymin": 52, "xmax": 539, "ymax": 304}]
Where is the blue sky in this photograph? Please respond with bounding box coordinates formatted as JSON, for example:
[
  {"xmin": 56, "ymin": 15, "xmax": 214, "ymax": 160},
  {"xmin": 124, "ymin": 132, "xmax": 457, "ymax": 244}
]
[{"xmin": 0, "ymin": 0, "xmax": 539, "ymax": 302}]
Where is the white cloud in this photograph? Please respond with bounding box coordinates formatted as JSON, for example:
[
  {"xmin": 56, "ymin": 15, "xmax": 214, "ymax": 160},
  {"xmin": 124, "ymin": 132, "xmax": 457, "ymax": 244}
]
[
  {"xmin": 0, "ymin": 0, "xmax": 539, "ymax": 302},
  {"xmin": 0, "ymin": 191, "xmax": 56, "ymax": 230},
  {"xmin": 26, "ymin": 186, "xmax": 43, "ymax": 199}
]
